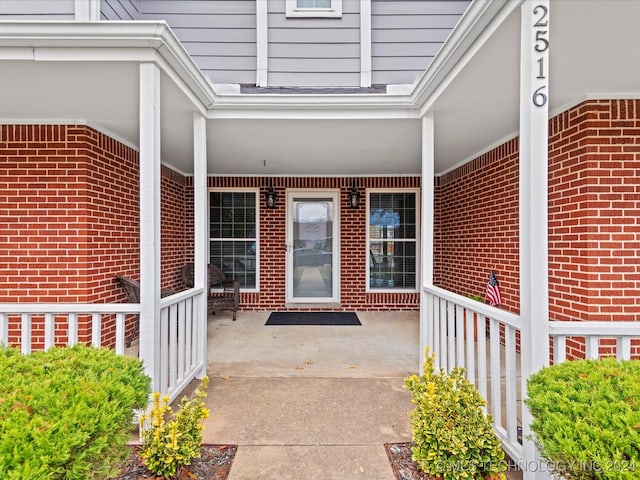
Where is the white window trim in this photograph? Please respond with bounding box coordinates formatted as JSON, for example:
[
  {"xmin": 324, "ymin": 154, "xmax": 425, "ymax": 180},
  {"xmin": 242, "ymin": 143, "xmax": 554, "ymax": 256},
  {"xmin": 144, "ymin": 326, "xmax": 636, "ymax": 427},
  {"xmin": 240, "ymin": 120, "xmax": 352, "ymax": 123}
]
[
  {"xmin": 366, "ymin": 188, "xmax": 420, "ymax": 293},
  {"xmin": 208, "ymin": 187, "xmax": 260, "ymax": 293},
  {"xmin": 286, "ymin": 0, "xmax": 342, "ymax": 18}
]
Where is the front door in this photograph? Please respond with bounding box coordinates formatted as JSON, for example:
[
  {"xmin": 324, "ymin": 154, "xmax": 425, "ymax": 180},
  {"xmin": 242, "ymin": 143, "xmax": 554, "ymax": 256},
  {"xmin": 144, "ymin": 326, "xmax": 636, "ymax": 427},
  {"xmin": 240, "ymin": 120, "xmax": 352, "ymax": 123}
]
[{"xmin": 286, "ymin": 190, "xmax": 340, "ymax": 303}]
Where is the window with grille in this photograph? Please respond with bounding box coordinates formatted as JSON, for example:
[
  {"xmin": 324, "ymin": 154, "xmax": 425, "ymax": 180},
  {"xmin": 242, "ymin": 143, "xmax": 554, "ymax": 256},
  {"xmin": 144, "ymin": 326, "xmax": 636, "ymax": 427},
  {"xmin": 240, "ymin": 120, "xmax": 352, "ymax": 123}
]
[
  {"xmin": 368, "ymin": 191, "xmax": 418, "ymax": 290},
  {"xmin": 209, "ymin": 191, "xmax": 257, "ymax": 290}
]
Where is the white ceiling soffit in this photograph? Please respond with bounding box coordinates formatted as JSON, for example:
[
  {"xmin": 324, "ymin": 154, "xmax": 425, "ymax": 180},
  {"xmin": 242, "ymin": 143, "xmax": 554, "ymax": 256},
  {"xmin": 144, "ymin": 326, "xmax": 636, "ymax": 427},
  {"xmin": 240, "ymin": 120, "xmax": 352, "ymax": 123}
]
[{"xmin": 207, "ymin": 118, "xmax": 422, "ymax": 176}]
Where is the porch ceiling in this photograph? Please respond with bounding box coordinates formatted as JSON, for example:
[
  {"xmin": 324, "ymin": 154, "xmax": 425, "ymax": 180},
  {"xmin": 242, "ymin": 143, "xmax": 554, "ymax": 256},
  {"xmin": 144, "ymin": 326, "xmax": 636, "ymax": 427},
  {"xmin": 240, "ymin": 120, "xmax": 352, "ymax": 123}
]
[
  {"xmin": 0, "ymin": 57, "xmax": 420, "ymax": 176},
  {"xmin": 207, "ymin": 118, "xmax": 422, "ymax": 176},
  {"xmin": 430, "ymin": 0, "xmax": 640, "ymax": 173},
  {"xmin": 1, "ymin": 1, "xmax": 639, "ymax": 178}
]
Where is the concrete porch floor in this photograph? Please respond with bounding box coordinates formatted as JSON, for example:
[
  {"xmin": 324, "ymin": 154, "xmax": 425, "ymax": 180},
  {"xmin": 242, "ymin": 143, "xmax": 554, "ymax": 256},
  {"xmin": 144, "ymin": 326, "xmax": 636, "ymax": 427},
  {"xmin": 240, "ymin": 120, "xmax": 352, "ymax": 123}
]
[
  {"xmin": 201, "ymin": 310, "xmax": 418, "ymax": 480},
  {"xmin": 196, "ymin": 310, "xmax": 523, "ymax": 480}
]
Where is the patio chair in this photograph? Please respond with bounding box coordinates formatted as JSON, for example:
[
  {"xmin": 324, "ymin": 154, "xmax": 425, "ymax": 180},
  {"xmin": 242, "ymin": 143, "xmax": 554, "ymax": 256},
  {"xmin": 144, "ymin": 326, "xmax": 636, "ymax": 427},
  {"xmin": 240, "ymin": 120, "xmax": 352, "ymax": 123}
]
[
  {"xmin": 180, "ymin": 263, "xmax": 240, "ymax": 321},
  {"xmin": 115, "ymin": 275, "xmax": 176, "ymax": 346}
]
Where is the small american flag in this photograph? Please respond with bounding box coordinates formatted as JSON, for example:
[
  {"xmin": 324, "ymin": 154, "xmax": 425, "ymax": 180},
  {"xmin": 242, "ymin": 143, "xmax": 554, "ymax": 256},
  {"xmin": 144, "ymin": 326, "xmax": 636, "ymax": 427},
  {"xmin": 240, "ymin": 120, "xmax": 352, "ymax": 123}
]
[{"xmin": 486, "ymin": 270, "xmax": 502, "ymax": 306}]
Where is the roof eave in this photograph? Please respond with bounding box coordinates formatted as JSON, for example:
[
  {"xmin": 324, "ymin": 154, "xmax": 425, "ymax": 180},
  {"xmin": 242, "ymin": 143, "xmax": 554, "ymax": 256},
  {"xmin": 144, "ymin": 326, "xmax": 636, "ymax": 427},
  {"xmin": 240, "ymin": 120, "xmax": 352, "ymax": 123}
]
[{"xmin": 0, "ymin": 20, "xmax": 218, "ymax": 110}]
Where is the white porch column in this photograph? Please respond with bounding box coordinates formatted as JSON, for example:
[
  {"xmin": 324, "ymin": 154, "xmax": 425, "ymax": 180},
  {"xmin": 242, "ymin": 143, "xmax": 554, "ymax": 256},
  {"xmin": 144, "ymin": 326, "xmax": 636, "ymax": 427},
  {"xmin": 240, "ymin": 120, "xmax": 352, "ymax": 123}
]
[
  {"xmin": 419, "ymin": 113, "xmax": 435, "ymax": 373},
  {"xmin": 138, "ymin": 63, "xmax": 162, "ymax": 392},
  {"xmin": 193, "ymin": 113, "xmax": 208, "ymax": 378},
  {"xmin": 519, "ymin": 1, "xmax": 551, "ymax": 478}
]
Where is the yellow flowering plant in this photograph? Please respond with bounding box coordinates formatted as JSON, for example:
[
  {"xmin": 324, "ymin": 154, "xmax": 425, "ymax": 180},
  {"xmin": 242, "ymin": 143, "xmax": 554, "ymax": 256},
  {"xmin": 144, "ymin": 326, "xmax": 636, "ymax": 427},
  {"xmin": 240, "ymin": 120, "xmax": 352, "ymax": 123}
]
[
  {"xmin": 405, "ymin": 350, "xmax": 506, "ymax": 480},
  {"xmin": 139, "ymin": 376, "xmax": 210, "ymax": 478}
]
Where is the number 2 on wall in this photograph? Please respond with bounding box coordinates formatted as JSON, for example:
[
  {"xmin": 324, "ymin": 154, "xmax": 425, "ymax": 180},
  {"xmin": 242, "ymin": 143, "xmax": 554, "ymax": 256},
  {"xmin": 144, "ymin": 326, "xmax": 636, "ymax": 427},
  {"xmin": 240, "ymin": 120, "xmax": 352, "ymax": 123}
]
[{"xmin": 532, "ymin": 4, "xmax": 549, "ymax": 108}]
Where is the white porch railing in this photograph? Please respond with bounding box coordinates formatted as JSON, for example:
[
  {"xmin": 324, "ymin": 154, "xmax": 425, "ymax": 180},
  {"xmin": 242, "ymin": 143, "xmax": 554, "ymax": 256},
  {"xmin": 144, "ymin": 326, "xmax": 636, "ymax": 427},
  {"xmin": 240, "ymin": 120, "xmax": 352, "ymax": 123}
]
[
  {"xmin": 0, "ymin": 288, "xmax": 206, "ymax": 403},
  {"xmin": 158, "ymin": 288, "xmax": 207, "ymax": 402},
  {"xmin": 425, "ymin": 285, "xmax": 640, "ymax": 475},
  {"xmin": 0, "ymin": 304, "xmax": 139, "ymax": 355},
  {"xmin": 424, "ymin": 285, "xmax": 523, "ymax": 462},
  {"xmin": 550, "ymin": 321, "xmax": 639, "ymax": 363}
]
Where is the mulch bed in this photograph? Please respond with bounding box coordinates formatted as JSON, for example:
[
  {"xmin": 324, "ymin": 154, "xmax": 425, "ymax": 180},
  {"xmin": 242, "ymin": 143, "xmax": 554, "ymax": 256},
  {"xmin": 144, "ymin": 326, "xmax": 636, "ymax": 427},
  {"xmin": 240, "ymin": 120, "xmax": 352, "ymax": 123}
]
[
  {"xmin": 385, "ymin": 442, "xmax": 433, "ymax": 480},
  {"xmin": 115, "ymin": 444, "xmax": 237, "ymax": 480},
  {"xmin": 385, "ymin": 442, "xmax": 521, "ymax": 480}
]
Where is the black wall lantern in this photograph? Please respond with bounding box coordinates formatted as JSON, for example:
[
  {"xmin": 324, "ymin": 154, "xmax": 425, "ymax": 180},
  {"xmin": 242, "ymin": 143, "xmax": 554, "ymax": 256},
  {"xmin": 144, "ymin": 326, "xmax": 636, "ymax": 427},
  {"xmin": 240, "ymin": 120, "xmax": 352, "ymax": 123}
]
[
  {"xmin": 348, "ymin": 180, "xmax": 361, "ymax": 209},
  {"xmin": 264, "ymin": 180, "xmax": 277, "ymax": 209}
]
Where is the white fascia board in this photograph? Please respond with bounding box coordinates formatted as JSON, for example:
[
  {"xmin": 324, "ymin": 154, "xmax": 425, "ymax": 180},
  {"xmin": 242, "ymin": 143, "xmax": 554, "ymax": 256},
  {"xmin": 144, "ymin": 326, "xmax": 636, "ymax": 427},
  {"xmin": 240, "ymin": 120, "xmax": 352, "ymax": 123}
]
[
  {"xmin": 411, "ymin": 0, "xmax": 521, "ymax": 114},
  {"xmin": 208, "ymin": 107, "xmax": 420, "ymax": 120},
  {"xmin": 209, "ymin": 92, "xmax": 418, "ymax": 120},
  {"xmin": 0, "ymin": 21, "xmax": 166, "ymax": 48},
  {"xmin": 32, "ymin": 47, "xmax": 156, "ymax": 62},
  {"xmin": 0, "ymin": 21, "xmax": 217, "ymax": 109}
]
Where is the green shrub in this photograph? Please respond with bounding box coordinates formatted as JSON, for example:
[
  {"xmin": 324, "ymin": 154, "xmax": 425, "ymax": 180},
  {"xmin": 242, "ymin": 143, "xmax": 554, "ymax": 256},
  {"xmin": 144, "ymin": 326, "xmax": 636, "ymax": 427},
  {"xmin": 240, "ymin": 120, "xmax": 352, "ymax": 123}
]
[
  {"xmin": 405, "ymin": 349, "xmax": 506, "ymax": 480},
  {"xmin": 526, "ymin": 358, "xmax": 640, "ymax": 480},
  {"xmin": 0, "ymin": 344, "xmax": 150, "ymax": 480},
  {"xmin": 139, "ymin": 376, "xmax": 210, "ymax": 478}
]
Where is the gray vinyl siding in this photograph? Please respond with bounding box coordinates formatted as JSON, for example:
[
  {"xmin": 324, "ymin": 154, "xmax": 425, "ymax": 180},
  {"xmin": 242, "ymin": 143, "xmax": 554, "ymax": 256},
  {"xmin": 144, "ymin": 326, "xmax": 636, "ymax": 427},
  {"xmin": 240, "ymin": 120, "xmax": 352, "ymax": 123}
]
[
  {"xmin": 101, "ymin": 0, "xmax": 142, "ymax": 20},
  {"xmin": 268, "ymin": 0, "xmax": 360, "ymax": 87},
  {"xmin": 371, "ymin": 0, "xmax": 470, "ymax": 85},
  {"xmin": 141, "ymin": 0, "xmax": 256, "ymax": 85},
  {"xmin": 0, "ymin": 0, "xmax": 74, "ymax": 19}
]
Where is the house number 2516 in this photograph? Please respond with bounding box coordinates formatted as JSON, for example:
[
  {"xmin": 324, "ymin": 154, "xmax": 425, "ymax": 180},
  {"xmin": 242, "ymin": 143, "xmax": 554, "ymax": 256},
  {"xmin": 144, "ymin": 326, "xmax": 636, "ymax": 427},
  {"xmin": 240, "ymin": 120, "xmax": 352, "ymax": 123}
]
[{"xmin": 532, "ymin": 4, "xmax": 549, "ymax": 107}]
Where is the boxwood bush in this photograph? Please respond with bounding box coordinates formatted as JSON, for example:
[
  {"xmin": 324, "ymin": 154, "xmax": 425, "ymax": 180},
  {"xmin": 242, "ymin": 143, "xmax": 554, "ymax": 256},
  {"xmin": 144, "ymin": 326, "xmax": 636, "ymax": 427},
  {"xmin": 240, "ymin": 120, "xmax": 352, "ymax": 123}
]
[
  {"xmin": 526, "ymin": 358, "xmax": 640, "ymax": 480},
  {"xmin": 0, "ymin": 344, "xmax": 151, "ymax": 480}
]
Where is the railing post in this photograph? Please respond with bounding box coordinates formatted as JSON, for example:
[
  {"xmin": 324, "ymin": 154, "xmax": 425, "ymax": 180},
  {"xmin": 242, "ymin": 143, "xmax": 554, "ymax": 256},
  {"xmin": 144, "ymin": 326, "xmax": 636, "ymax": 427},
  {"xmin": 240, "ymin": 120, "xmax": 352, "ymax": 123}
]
[
  {"xmin": 420, "ymin": 113, "xmax": 435, "ymax": 373},
  {"xmin": 193, "ymin": 113, "xmax": 208, "ymax": 379},
  {"xmin": 519, "ymin": 1, "xmax": 551, "ymax": 477}
]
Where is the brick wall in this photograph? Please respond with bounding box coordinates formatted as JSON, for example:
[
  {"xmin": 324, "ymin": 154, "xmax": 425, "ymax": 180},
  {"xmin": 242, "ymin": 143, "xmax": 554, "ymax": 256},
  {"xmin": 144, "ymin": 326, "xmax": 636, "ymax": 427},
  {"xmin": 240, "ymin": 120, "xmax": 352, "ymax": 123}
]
[
  {"xmin": 434, "ymin": 139, "xmax": 520, "ymax": 312},
  {"xmin": 549, "ymin": 100, "xmax": 640, "ymax": 323},
  {"xmin": 549, "ymin": 100, "xmax": 640, "ymax": 358},
  {"xmin": 161, "ymin": 165, "xmax": 189, "ymax": 291},
  {"xmin": 0, "ymin": 126, "xmax": 137, "ymax": 346},
  {"xmin": 435, "ymin": 99, "xmax": 640, "ymax": 358},
  {"xmin": 199, "ymin": 176, "xmax": 421, "ymax": 311},
  {"xmin": 0, "ymin": 124, "xmax": 187, "ymax": 348}
]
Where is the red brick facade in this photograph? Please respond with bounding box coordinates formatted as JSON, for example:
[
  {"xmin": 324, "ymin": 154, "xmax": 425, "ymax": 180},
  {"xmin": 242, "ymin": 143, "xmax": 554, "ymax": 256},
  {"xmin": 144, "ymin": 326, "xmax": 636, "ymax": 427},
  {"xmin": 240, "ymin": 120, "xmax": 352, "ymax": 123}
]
[
  {"xmin": 202, "ymin": 176, "xmax": 421, "ymax": 311},
  {"xmin": 0, "ymin": 125, "xmax": 138, "ymax": 347},
  {"xmin": 434, "ymin": 100, "xmax": 640, "ymax": 357},
  {"xmin": 548, "ymin": 100, "xmax": 640, "ymax": 323},
  {"xmin": 434, "ymin": 139, "xmax": 520, "ymax": 312},
  {"xmin": 3, "ymin": 100, "xmax": 638, "ymax": 349},
  {"xmin": 0, "ymin": 125, "xmax": 188, "ymax": 348}
]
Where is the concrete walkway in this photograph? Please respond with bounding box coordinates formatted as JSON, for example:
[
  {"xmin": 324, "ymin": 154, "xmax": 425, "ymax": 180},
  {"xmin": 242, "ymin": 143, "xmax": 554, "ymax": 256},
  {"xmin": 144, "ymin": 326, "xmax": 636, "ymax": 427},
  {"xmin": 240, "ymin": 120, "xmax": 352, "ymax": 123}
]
[{"xmin": 201, "ymin": 311, "xmax": 419, "ymax": 480}]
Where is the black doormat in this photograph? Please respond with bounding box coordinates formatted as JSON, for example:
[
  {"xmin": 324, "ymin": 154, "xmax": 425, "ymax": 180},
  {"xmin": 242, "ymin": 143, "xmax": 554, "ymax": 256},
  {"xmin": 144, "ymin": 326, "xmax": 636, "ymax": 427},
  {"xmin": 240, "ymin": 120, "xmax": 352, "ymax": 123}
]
[{"xmin": 265, "ymin": 311, "xmax": 361, "ymax": 326}]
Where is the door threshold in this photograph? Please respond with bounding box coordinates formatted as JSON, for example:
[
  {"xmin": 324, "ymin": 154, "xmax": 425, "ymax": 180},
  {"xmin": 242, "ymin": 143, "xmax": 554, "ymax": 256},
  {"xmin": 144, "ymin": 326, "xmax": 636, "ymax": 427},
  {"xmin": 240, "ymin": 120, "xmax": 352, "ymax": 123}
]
[{"xmin": 284, "ymin": 302, "xmax": 342, "ymax": 309}]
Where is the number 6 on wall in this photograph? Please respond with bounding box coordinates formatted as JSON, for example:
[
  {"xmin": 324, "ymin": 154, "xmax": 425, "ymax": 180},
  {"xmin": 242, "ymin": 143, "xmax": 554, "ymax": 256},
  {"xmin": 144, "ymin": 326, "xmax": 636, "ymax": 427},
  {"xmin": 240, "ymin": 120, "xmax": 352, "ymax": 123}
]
[{"xmin": 532, "ymin": 85, "xmax": 547, "ymax": 108}]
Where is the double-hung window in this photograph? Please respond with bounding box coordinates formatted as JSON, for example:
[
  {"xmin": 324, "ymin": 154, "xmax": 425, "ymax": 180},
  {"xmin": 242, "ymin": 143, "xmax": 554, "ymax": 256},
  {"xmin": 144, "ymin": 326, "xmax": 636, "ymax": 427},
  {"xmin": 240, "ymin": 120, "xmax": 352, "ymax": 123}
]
[
  {"xmin": 209, "ymin": 190, "xmax": 258, "ymax": 290},
  {"xmin": 368, "ymin": 190, "xmax": 418, "ymax": 290},
  {"xmin": 286, "ymin": 0, "xmax": 342, "ymax": 17}
]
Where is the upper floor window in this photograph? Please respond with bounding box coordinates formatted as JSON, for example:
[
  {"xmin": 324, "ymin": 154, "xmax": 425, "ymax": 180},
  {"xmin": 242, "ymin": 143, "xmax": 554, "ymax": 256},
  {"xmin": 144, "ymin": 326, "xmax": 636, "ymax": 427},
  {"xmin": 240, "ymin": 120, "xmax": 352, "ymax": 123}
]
[
  {"xmin": 286, "ymin": 0, "xmax": 342, "ymax": 18},
  {"xmin": 368, "ymin": 190, "xmax": 418, "ymax": 291},
  {"xmin": 209, "ymin": 190, "xmax": 258, "ymax": 290}
]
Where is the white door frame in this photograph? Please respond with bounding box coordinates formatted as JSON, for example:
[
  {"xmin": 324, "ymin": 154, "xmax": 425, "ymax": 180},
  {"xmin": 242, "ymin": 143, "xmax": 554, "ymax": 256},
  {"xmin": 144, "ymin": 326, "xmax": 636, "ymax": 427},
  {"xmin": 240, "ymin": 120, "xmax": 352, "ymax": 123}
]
[{"xmin": 286, "ymin": 189, "xmax": 341, "ymax": 304}]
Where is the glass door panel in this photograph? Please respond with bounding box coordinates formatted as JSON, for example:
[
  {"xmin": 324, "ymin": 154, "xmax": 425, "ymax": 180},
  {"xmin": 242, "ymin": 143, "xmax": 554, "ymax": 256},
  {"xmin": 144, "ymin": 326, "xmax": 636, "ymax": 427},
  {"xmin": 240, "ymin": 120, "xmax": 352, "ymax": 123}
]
[{"xmin": 287, "ymin": 192, "xmax": 339, "ymax": 303}]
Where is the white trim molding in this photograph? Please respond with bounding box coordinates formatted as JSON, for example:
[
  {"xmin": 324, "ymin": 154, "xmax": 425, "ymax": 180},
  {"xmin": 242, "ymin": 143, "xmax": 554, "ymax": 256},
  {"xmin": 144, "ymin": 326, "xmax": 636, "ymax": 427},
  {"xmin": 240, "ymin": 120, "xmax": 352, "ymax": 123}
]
[
  {"xmin": 75, "ymin": 0, "xmax": 100, "ymax": 21},
  {"xmin": 256, "ymin": 0, "xmax": 268, "ymax": 86},
  {"xmin": 286, "ymin": 0, "xmax": 342, "ymax": 18},
  {"xmin": 360, "ymin": 0, "xmax": 372, "ymax": 87}
]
